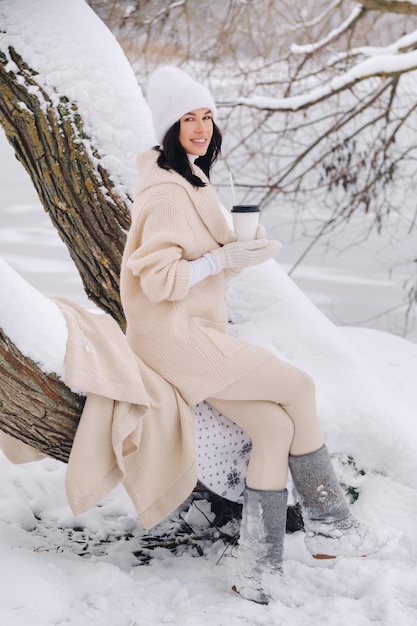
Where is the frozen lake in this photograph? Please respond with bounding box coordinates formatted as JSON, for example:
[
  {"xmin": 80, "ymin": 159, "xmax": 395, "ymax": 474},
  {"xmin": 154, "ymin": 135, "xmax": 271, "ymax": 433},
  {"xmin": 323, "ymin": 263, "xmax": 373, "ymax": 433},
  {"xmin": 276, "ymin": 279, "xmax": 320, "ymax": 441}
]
[{"xmin": 1, "ymin": 129, "xmax": 416, "ymax": 343}]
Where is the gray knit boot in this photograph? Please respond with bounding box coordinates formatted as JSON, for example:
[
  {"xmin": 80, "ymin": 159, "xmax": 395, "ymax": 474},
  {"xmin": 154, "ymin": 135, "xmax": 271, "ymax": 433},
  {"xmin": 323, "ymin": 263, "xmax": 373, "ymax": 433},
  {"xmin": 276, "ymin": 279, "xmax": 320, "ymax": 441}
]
[
  {"xmin": 289, "ymin": 444, "xmax": 396, "ymax": 558},
  {"xmin": 230, "ymin": 487, "xmax": 288, "ymax": 604}
]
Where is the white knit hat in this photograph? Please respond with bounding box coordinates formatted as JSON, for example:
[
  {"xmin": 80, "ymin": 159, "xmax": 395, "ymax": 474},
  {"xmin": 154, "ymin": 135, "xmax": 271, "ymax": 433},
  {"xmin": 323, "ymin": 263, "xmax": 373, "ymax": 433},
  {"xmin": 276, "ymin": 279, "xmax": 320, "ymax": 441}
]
[{"xmin": 147, "ymin": 66, "xmax": 217, "ymax": 145}]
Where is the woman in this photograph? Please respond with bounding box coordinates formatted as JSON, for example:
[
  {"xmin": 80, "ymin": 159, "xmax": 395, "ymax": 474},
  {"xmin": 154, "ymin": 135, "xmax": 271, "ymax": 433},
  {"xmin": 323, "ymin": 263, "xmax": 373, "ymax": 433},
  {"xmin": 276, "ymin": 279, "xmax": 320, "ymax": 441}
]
[{"xmin": 120, "ymin": 66, "xmax": 390, "ymax": 604}]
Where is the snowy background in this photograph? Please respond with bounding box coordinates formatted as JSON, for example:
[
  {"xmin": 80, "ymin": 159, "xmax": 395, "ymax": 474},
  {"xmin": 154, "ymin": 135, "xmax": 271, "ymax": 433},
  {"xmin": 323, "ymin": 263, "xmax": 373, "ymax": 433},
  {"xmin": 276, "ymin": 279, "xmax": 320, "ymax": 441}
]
[{"xmin": 1, "ymin": 0, "xmax": 417, "ymax": 624}]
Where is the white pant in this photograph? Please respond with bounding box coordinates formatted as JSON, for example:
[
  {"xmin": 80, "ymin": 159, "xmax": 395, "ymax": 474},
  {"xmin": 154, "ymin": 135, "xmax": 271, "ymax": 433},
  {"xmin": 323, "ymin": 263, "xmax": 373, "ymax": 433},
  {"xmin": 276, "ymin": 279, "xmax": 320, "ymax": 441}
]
[{"xmin": 207, "ymin": 358, "xmax": 323, "ymax": 491}]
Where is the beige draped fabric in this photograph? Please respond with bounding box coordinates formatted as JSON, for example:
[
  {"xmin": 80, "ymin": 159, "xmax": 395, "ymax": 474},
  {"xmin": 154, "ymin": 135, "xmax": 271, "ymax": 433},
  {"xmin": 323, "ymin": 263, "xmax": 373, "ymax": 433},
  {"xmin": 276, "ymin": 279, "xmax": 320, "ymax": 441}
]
[{"xmin": 0, "ymin": 299, "xmax": 197, "ymax": 529}]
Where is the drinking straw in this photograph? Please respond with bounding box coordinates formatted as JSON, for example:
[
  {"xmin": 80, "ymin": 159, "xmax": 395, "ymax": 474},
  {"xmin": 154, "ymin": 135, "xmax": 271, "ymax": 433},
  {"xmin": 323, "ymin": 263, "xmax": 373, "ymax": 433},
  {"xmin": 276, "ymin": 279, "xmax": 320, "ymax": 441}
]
[{"xmin": 229, "ymin": 170, "xmax": 237, "ymax": 206}]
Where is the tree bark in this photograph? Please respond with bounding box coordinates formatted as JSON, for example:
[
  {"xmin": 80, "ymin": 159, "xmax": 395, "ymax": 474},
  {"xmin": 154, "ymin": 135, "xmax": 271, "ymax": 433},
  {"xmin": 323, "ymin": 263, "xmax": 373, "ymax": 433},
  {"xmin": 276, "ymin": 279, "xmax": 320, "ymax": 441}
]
[
  {"xmin": 0, "ymin": 329, "xmax": 84, "ymax": 463},
  {"xmin": 0, "ymin": 47, "xmax": 129, "ymax": 329},
  {"xmin": 0, "ymin": 46, "xmax": 129, "ymax": 457}
]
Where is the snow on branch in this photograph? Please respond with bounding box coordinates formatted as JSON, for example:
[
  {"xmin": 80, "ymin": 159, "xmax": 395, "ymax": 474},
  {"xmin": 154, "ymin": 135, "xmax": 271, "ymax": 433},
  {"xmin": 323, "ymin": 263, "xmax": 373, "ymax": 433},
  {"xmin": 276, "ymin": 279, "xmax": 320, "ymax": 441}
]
[
  {"xmin": 224, "ymin": 50, "xmax": 417, "ymax": 112},
  {"xmin": 291, "ymin": 4, "xmax": 365, "ymax": 55},
  {"xmin": 0, "ymin": 258, "xmax": 67, "ymax": 377},
  {"xmin": 328, "ymin": 28, "xmax": 417, "ymax": 65},
  {"xmin": 0, "ymin": 0, "xmax": 155, "ymax": 196},
  {"xmin": 0, "ymin": 0, "xmax": 156, "ymax": 324}
]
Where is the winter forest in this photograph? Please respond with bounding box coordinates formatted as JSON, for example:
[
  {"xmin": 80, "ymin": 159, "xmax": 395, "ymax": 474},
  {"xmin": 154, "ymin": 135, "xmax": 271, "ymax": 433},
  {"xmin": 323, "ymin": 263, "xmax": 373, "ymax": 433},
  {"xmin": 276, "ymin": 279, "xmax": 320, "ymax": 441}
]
[{"xmin": 1, "ymin": 0, "xmax": 417, "ymax": 624}]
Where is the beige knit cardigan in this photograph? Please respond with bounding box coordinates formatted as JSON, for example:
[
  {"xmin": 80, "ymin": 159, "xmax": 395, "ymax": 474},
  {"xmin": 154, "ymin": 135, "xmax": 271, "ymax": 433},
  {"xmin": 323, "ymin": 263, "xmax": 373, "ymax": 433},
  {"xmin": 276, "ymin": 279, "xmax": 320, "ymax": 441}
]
[{"xmin": 120, "ymin": 150, "xmax": 273, "ymax": 406}]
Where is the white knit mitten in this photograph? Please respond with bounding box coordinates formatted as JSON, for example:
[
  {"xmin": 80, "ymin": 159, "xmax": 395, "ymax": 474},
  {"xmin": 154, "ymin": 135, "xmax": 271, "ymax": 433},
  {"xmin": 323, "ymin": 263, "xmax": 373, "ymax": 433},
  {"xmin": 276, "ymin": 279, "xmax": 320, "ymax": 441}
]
[{"xmin": 211, "ymin": 239, "xmax": 281, "ymax": 271}]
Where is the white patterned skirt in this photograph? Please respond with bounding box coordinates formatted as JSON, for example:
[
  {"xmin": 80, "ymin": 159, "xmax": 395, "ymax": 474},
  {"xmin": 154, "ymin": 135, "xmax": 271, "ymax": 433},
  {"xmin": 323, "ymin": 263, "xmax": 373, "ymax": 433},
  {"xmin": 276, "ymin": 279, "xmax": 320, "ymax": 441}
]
[
  {"xmin": 195, "ymin": 400, "xmax": 295, "ymax": 505},
  {"xmin": 194, "ymin": 401, "xmax": 252, "ymax": 503}
]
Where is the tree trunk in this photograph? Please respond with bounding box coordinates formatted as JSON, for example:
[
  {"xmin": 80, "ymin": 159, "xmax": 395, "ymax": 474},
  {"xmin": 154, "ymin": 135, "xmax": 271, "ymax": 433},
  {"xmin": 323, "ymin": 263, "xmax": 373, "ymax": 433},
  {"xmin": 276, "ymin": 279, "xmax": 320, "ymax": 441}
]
[
  {"xmin": 0, "ymin": 47, "xmax": 129, "ymax": 328},
  {"xmin": 0, "ymin": 46, "xmax": 128, "ymax": 457}
]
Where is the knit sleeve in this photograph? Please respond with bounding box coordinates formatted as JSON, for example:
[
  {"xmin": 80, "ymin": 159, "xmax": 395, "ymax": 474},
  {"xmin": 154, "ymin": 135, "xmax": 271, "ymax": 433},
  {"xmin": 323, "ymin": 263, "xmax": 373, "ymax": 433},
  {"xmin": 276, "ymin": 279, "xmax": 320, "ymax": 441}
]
[{"xmin": 126, "ymin": 200, "xmax": 195, "ymax": 303}]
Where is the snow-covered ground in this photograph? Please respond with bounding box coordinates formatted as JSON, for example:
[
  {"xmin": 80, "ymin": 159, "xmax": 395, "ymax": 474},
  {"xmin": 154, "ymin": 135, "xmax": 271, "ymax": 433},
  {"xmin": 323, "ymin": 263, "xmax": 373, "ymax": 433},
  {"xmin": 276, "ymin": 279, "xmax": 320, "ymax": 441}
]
[{"xmin": 1, "ymin": 129, "xmax": 417, "ymax": 626}]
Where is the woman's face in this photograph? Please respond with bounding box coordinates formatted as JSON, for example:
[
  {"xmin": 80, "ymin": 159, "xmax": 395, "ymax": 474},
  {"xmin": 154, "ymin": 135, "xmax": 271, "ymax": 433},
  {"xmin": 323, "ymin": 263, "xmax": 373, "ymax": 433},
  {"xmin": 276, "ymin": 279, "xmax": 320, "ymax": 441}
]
[{"xmin": 178, "ymin": 108, "xmax": 213, "ymax": 157}]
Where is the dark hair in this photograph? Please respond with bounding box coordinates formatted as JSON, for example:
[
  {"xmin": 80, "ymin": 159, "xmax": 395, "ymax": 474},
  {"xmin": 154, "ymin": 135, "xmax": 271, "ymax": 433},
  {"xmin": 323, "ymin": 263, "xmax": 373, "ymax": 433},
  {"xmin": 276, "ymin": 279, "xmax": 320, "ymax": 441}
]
[{"xmin": 155, "ymin": 120, "xmax": 222, "ymax": 188}]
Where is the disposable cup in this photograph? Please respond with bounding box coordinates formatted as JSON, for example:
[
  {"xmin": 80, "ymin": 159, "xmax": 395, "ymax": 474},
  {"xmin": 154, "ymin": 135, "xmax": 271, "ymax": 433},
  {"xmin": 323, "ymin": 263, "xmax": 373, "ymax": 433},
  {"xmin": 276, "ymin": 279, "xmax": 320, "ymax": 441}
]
[{"xmin": 231, "ymin": 205, "xmax": 261, "ymax": 241}]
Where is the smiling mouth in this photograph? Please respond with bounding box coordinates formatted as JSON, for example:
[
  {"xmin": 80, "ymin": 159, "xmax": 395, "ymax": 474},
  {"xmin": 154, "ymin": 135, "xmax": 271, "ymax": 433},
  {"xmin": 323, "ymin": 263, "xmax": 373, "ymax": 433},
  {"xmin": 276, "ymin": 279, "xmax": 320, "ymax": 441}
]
[{"xmin": 191, "ymin": 139, "xmax": 207, "ymax": 144}]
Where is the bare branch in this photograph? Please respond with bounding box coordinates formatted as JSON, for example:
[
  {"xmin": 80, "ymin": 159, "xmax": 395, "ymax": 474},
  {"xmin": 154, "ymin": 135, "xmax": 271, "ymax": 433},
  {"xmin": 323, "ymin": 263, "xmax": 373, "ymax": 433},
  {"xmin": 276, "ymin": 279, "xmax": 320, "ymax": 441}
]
[
  {"xmin": 360, "ymin": 0, "xmax": 417, "ymax": 16},
  {"xmin": 291, "ymin": 4, "xmax": 366, "ymax": 55},
  {"xmin": 281, "ymin": 0, "xmax": 344, "ymax": 34}
]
